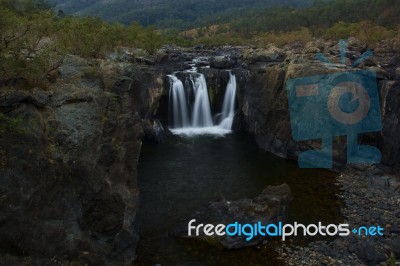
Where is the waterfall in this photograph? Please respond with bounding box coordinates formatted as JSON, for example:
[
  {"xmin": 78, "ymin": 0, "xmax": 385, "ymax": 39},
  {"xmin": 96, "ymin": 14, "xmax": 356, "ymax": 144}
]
[
  {"xmin": 219, "ymin": 73, "xmax": 237, "ymax": 130},
  {"xmin": 192, "ymin": 74, "xmax": 213, "ymax": 127},
  {"xmin": 168, "ymin": 72, "xmax": 237, "ymax": 136},
  {"xmin": 168, "ymin": 75, "xmax": 190, "ymax": 128}
]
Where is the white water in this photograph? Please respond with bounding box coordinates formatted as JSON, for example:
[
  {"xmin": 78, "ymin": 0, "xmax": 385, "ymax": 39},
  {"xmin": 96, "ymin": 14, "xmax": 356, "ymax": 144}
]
[
  {"xmin": 192, "ymin": 74, "xmax": 214, "ymax": 127},
  {"xmin": 170, "ymin": 126, "xmax": 232, "ymax": 136},
  {"xmin": 219, "ymin": 73, "xmax": 237, "ymax": 130},
  {"xmin": 168, "ymin": 75, "xmax": 190, "ymax": 128},
  {"xmin": 169, "ymin": 72, "xmax": 237, "ymax": 137}
]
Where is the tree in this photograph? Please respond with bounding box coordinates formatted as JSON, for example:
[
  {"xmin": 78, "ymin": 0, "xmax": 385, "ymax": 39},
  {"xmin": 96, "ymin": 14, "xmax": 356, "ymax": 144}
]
[
  {"xmin": 0, "ymin": 0, "xmax": 64, "ymax": 86},
  {"xmin": 141, "ymin": 26, "xmax": 162, "ymax": 55}
]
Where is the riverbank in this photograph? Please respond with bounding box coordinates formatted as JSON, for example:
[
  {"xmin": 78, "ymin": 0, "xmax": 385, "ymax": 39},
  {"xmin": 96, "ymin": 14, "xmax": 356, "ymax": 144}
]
[{"xmin": 279, "ymin": 165, "xmax": 400, "ymax": 266}]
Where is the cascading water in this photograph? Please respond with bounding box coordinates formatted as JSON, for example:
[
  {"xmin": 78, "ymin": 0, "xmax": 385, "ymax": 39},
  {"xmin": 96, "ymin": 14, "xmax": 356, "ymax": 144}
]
[
  {"xmin": 219, "ymin": 73, "xmax": 237, "ymax": 130},
  {"xmin": 192, "ymin": 74, "xmax": 213, "ymax": 127},
  {"xmin": 168, "ymin": 71, "xmax": 237, "ymax": 136},
  {"xmin": 168, "ymin": 75, "xmax": 190, "ymax": 128}
]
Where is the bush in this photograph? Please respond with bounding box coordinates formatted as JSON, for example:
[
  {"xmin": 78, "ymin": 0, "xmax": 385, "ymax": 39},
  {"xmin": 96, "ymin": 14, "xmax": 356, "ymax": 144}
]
[
  {"xmin": 254, "ymin": 28, "xmax": 313, "ymax": 47},
  {"xmin": 325, "ymin": 21, "xmax": 396, "ymax": 47}
]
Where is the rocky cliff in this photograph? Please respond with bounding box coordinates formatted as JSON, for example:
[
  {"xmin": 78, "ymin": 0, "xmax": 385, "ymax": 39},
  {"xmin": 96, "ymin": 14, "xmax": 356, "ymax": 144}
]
[
  {"xmin": 236, "ymin": 42, "xmax": 400, "ymax": 172},
  {"xmin": 0, "ymin": 55, "xmax": 164, "ymax": 265}
]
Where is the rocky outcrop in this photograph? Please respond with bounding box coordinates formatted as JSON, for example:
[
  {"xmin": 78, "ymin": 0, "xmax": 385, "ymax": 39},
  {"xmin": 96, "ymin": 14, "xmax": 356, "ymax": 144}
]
[
  {"xmin": 238, "ymin": 43, "xmax": 400, "ymax": 171},
  {"xmin": 0, "ymin": 55, "xmax": 164, "ymax": 265},
  {"xmin": 171, "ymin": 184, "xmax": 292, "ymax": 249}
]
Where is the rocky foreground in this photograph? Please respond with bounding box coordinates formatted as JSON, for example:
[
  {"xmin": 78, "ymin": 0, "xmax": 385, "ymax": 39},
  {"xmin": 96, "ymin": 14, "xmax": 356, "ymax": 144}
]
[
  {"xmin": 280, "ymin": 165, "xmax": 400, "ymax": 266},
  {"xmin": 0, "ymin": 39, "xmax": 399, "ymax": 265}
]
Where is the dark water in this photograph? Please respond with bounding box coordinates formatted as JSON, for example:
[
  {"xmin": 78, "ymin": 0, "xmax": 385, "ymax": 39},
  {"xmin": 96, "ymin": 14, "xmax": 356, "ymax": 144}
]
[{"xmin": 136, "ymin": 133, "xmax": 343, "ymax": 266}]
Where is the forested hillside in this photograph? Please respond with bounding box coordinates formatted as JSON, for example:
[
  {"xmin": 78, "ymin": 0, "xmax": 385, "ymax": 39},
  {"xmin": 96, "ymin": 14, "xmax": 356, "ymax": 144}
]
[
  {"xmin": 50, "ymin": 0, "xmax": 315, "ymax": 28},
  {"xmin": 226, "ymin": 0, "xmax": 399, "ymax": 31},
  {"xmin": 183, "ymin": 0, "xmax": 400, "ymax": 47}
]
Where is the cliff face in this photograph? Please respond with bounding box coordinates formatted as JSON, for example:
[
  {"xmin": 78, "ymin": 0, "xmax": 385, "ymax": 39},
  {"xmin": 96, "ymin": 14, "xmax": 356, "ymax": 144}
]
[
  {"xmin": 379, "ymin": 80, "xmax": 400, "ymax": 171},
  {"xmin": 0, "ymin": 55, "xmax": 164, "ymax": 265},
  {"xmin": 237, "ymin": 43, "xmax": 400, "ymax": 172}
]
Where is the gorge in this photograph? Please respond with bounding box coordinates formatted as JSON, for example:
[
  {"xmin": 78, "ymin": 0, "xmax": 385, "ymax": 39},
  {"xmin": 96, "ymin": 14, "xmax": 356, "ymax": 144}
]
[
  {"xmin": 0, "ymin": 41, "xmax": 399, "ymax": 265},
  {"xmin": 137, "ymin": 65, "xmax": 341, "ymax": 264}
]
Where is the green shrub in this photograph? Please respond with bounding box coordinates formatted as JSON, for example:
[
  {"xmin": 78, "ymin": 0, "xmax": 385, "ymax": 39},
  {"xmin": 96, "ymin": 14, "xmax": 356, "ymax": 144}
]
[{"xmin": 325, "ymin": 21, "xmax": 396, "ymax": 47}]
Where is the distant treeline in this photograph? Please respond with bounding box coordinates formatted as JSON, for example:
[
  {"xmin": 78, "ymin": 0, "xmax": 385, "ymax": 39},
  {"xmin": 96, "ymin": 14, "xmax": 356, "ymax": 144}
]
[{"xmin": 187, "ymin": 0, "xmax": 400, "ymax": 47}]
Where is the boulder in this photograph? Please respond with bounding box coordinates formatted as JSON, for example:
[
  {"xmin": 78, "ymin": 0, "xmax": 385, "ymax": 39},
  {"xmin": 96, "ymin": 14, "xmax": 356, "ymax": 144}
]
[{"xmin": 170, "ymin": 184, "xmax": 292, "ymax": 249}]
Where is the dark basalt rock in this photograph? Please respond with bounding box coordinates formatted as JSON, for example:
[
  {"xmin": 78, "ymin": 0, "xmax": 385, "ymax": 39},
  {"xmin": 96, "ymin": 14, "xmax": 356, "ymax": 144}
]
[
  {"xmin": 98, "ymin": 143, "xmax": 117, "ymax": 167},
  {"xmin": 210, "ymin": 56, "xmax": 236, "ymax": 69},
  {"xmin": 0, "ymin": 55, "xmax": 164, "ymax": 265},
  {"xmin": 0, "ymin": 89, "xmax": 50, "ymax": 112},
  {"xmin": 378, "ymin": 80, "xmax": 400, "ymax": 171},
  {"xmin": 142, "ymin": 118, "xmax": 169, "ymax": 142},
  {"xmin": 237, "ymin": 44, "xmax": 400, "ymax": 172},
  {"xmin": 170, "ymin": 184, "xmax": 292, "ymax": 249}
]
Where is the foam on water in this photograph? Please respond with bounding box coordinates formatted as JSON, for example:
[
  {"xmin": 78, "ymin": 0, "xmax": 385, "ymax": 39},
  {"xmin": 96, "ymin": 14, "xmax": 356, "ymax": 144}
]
[{"xmin": 170, "ymin": 126, "xmax": 232, "ymax": 137}]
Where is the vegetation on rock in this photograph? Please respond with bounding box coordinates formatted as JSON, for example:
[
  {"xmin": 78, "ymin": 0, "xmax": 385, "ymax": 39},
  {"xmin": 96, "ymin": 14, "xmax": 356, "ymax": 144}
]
[{"xmin": 0, "ymin": 0, "xmax": 168, "ymax": 86}]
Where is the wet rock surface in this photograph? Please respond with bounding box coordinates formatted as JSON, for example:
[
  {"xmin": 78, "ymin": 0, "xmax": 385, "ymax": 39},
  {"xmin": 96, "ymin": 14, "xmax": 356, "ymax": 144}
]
[{"xmin": 171, "ymin": 184, "xmax": 292, "ymax": 249}]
